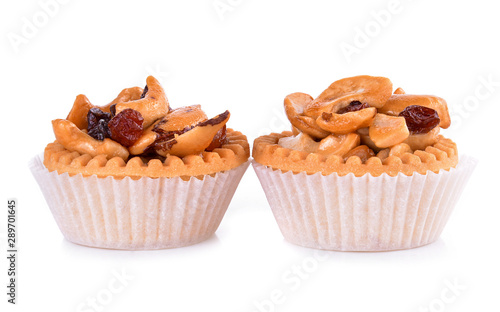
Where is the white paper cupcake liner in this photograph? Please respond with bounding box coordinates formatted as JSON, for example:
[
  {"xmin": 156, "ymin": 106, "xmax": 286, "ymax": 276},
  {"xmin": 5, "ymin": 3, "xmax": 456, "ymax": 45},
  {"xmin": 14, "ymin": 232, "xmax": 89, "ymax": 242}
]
[
  {"xmin": 253, "ymin": 156, "xmax": 476, "ymax": 251},
  {"xmin": 30, "ymin": 155, "xmax": 249, "ymax": 250}
]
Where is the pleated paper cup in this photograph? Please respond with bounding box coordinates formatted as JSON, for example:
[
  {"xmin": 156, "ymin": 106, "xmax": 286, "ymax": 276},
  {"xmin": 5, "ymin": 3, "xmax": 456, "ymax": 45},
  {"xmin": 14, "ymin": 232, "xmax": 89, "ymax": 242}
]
[
  {"xmin": 253, "ymin": 156, "xmax": 476, "ymax": 252},
  {"xmin": 30, "ymin": 155, "xmax": 249, "ymax": 250}
]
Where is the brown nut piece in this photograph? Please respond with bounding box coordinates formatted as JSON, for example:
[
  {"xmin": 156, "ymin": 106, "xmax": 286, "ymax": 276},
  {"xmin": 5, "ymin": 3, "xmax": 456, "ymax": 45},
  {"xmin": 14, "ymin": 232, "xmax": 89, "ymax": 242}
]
[
  {"xmin": 393, "ymin": 87, "xmax": 405, "ymax": 94},
  {"xmin": 316, "ymin": 107, "xmax": 377, "ymax": 134},
  {"xmin": 278, "ymin": 132, "xmax": 360, "ymax": 156},
  {"xmin": 403, "ymin": 126, "xmax": 440, "ymax": 151},
  {"xmin": 277, "ymin": 132, "xmax": 318, "ymax": 154},
  {"xmin": 369, "ymin": 114, "xmax": 410, "ymax": 148},
  {"xmin": 388, "ymin": 143, "xmax": 412, "ymax": 157},
  {"xmin": 115, "ymin": 76, "xmax": 169, "ymax": 129},
  {"xmin": 304, "ymin": 75, "xmax": 393, "ymax": 118},
  {"xmin": 66, "ymin": 94, "xmax": 94, "ymax": 129},
  {"xmin": 343, "ymin": 145, "xmax": 375, "ymax": 162},
  {"xmin": 52, "ymin": 119, "xmax": 129, "ymax": 160},
  {"xmin": 66, "ymin": 87, "xmax": 144, "ymax": 130},
  {"xmin": 155, "ymin": 111, "xmax": 230, "ymax": 157},
  {"xmin": 206, "ymin": 125, "xmax": 227, "ymax": 151},
  {"xmin": 357, "ymin": 127, "xmax": 380, "ymax": 152},
  {"xmin": 107, "ymin": 87, "xmax": 143, "ymax": 107},
  {"xmin": 128, "ymin": 121, "xmax": 159, "ymax": 155},
  {"xmin": 156, "ymin": 105, "xmax": 208, "ymax": 132},
  {"xmin": 129, "ymin": 105, "xmax": 208, "ymax": 155},
  {"xmin": 378, "ymin": 94, "xmax": 450, "ymax": 128},
  {"xmin": 284, "ymin": 92, "xmax": 330, "ymax": 139}
]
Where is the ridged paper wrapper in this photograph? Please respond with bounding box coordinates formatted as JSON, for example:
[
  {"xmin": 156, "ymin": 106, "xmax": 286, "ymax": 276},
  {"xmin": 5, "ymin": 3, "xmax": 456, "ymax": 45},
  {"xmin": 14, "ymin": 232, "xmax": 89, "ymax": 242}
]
[
  {"xmin": 253, "ymin": 156, "xmax": 476, "ymax": 251},
  {"xmin": 30, "ymin": 155, "xmax": 249, "ymax": 250}
]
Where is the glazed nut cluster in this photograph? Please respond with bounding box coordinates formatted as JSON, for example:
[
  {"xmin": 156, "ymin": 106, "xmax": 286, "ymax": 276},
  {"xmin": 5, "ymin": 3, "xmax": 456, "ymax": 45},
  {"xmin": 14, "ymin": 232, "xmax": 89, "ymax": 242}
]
[
  {"xmin": 279, "ymin": 75, "xmax": 451, "ymax": 159},
  {"xmin": 52, "ymin": 76, "xmax": 230, "ymax": 161}
]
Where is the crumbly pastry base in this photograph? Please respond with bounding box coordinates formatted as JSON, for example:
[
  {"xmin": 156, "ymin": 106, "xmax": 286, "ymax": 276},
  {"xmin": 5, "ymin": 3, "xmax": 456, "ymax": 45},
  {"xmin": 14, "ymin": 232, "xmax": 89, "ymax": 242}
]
[
  {"xmin": 44, "ymin": 129, "xmax": 249, "ymax": 179},
  {"xmin": 252, "ymin": 157, "xmax": 476, "ymax": 251},
  {"xmin": 253, "ymin": 131, "xmax": 458, "ymax": 177}
]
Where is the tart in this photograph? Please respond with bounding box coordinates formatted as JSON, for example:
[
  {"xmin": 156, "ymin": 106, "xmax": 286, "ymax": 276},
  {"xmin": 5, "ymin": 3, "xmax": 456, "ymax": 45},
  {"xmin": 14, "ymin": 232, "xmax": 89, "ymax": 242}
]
[
  {"xmin": 252, "ymin": 75, "xmax": 475, "ymax": 251},
  {"xmin": 31, "ymin": 76, "xmax": 250, "ymax": 250}
]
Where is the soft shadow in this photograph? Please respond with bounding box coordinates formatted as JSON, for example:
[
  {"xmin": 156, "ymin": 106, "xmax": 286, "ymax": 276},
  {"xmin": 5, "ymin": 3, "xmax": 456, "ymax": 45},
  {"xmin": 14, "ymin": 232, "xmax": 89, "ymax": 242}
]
[
  {"xmin": 281, "ymin": 238, "xmax": 449, "ymax": 264},
  {"xmin": 59, "ymin": 234, "xmax": 222, "ymax": 260}
]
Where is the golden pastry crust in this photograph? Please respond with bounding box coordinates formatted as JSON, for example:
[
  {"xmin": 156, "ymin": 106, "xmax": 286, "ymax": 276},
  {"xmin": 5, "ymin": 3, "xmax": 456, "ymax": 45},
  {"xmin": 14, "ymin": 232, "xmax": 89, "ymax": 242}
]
[
  {"xmin": 253, "ymin": 131, "xmax": 458, "ymax": 177},
  {"xmin": 44, "ymin": 129, "xmax": 250, "ymax": 179}
]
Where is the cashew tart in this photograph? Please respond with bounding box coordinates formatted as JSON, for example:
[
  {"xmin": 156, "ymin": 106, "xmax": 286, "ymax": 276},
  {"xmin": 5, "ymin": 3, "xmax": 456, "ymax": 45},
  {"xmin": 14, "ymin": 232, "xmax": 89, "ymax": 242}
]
[
  {"xmin": 31, "ymin": 76, "xmax": 250, "ymax": 250},
  {"xmin": 252, "ymin": 75, "xmax": 475, "ymax": 251}
]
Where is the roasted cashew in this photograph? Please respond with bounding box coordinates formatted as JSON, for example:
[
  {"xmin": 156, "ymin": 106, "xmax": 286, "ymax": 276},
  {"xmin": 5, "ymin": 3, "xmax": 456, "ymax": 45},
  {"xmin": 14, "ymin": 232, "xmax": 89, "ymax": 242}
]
[
  {"xmin": 66, "ymin": 94, "xmax": 94, "ymax": 129},
  {"xmin": 52, "ymin": 119, "xmax": 129, "ymax": 160},
  {"xmin": 115, "ymin": 76, "xmax": 169, "ymax": 128},
  {"xmin": 156, "ymin": 105, "xmax": 208, "ymax": 132},
  {"xmin": 128, "ymin": 105, "xmax": 209, "ymax": 155},
  {"xmin": 343, "ymin": 145, "xmax": 375, "ymax": 162},
  {"xmin": 284, "ymin": 92, "xmax": 330, "ymax": 139},
  {"xmin": 357, "ymin": 127, "xmax": 379, "ymax": 152},
  {"xmin": 155, "ymin": 111, "xmax": 230, "ymax": 157},
  {"xmin": 128, "ymin": 119, "xmax": 160, "ymax": 156},
  {"xmin": 107, "ymin": 87, "xmax": 143, "ymax": 107},
  {"xmin": 304, "ymin": 75, "xmax": 393, "ymax": 118},
  {"xmin": 393, "ymin": 87, "xmax": 405, "ymax": 94},
  {"xmin": 316, "ymin": 107, "xmax": 377, "ymax": 134},
  {"xmin": 403, "ymin": 126, "xmax": 440, "ymax": 151},
  {"xmin": 369, "ymin": 114, "xmax": 409, "ymax": 148},
  {"xmin": 66, "ymin": 87, "xmax": 144, "ymax": 130},
  {"xmin": 278, "ymin": 132, "xmax": 360, "ymax": 156}
]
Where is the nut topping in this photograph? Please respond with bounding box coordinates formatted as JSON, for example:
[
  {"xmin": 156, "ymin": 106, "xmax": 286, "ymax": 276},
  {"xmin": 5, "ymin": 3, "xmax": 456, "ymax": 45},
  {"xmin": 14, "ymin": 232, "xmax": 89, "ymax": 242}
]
[
  {"xmin": 52, "ymin": 119, "xmax": 129, "ymax": 160},
  {"xmin": 155, "ymin": 111, "xmax": 230, "ymax": 157},
  {"xmin": 379, "ymin": 94, "xmax": 450, "ymax": 128},
  {"xmin": 53, "ymin": 76, "xmax": 233, "ymax": 160},
  {"xmin": 369, "ymin": 114, "xmax": 409, "ymax": 148},
  {"xmin": 316, "ymin": 107, "xmax": 376, "ymax": 134},
  {"xmin": 304, "ymin": 75, "xmax": 393, "ymax": 118},
  {"xmin": 336, "ymin": 101, "xmax": 370, "ymax": 114},
  {"xmin": 277, "ymin": 75, "xmax": 451, "ymax": 160},
  {"xmin": 284, "ymin": 92, "xmax": 330, "ymax": 139},
  {"xmin": 114, "ymin": 76, "xmax": 169, "ymax": 129},
  {"xmin": 278, "ymin": 132, "xmax": 360, "ymax": 156}
]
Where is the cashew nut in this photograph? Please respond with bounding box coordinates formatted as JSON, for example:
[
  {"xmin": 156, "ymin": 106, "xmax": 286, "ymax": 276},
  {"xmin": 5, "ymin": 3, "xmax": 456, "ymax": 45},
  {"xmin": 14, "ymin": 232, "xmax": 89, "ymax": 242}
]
[
  {"xmin": 155, "ymin": 111, "xmax": 230, "ymax": 157},
  {"xmin": 316, "ymin": 107, "xmax": 377, "ymax": 134},
  {"xmin": 115, "ymin": 76, "xmax": 169, "ymax": 128},
  {"xmin": 284, "ymin": 92, "xmax": 330, "ymax": 139},
  {"xmin": 278, "ymin": 132, "xmax": 360, "ymax": 156},
  {"xmin": 66, "ymin": 94, "xmax": 94, "ymax": 130},
  {"xmin": 52, "ymin": 119, "xmax": 129, "ymax": 160},
  {"xmin": 369, "ymin": 114, "xmax": 409, "ymax": 148},
  {"xmin": 304, "ymin": 75, "xmax": 393, "ymax": 118}
]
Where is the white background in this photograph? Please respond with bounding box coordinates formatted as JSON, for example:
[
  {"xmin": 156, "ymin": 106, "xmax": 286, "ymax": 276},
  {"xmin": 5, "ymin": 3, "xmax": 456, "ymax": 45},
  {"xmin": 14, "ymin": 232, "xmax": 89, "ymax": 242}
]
[{"xmin": 1, "ymin": 0, "xmax": 500, "ymax": 311}]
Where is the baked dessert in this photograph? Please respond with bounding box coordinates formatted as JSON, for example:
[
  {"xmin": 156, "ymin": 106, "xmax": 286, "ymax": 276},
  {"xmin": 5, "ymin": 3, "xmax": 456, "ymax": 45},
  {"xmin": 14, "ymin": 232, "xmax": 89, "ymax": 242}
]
[
  {"xmin": 253, "ymin": 75, "xmax": 475, "ymax": 251},
  {"xmin": 31, "ymin": 76, "xmax": 250, "ymax": 250}
]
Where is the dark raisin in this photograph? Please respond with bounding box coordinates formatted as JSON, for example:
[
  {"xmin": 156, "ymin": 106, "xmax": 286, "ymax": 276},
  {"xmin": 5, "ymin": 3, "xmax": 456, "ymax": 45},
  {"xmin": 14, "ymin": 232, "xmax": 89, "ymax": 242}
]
[
  {"xmin": 140, "ymin": 85, "xmax": 148, "ymax": 99},
  {"xmin": 206, "ymin": 125, "xmax": 227, "ymax": 151},
  {"xmin": 337, "ymin": 101, "xmax": 370, "ymax": 114},
  {"xmin": 109, "ymin": 104, "xmax": 117, "ymax": 116},
  {"xmin": 87, "ymin": 108, "xmax": 112, "ymax": 140},
  {"xmin": 399, "ymin": 105, "xmax": 440, "ymax": 134},
  {"xmin": 108, "ymin": 109, "xmax": 144, "ymax": 147}
]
